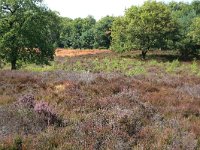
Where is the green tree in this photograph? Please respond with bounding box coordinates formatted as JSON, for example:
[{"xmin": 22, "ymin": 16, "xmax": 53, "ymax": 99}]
[
  {"xmin": 80, "ymin": 28, "xmax": 95, "ymax": 49},
  {"xmin": 94, "ymin": 16, "xmax": 114, "ymax": 49},
  {"xmin": 188, "ymin": 17, "xmax": 200, "ymax": 47},
  {"xmin": 111, "ymin": 1, "xmax": 176, "ymax": 59},
  {"xmin": 191, "ymin": 0, "xmax": 200, "ymax": 15},
  {"xmin": 127, "ymin": 1, "xmax": 176, "ymax": 59},
  {"xmin": 70, "ymin": 18, "xmax": 83, "ymax": 49},
  {"xmin": 68, "ymin": 16, "xmax": 96, "ymax": 49},
  {"xmin": 80, "ymin": 16, "xmax": 96, "ymax": 49},
  {"xmin": 0, "ymin": 0, "xmax": 60, "ymax": 70},
  {"xmin": 82, "ymin": 15, "xmax": 96, "ymax": 32},
  {"xmin": 111, "ymin": 16, "xmax": 130, "ymax": 52},
  {"xmin": 169, "ymin": 1, "xmax": 199, "ymax": 58},
  {"xmin": 59, "ymin": 17, "xmax": 73, "ymax": 48}
]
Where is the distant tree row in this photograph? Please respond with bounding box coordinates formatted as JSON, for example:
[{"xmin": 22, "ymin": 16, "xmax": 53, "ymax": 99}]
[
  {"xmin": 59, "ymin": 0, "xmax": 200, "ymax": 59},
  {"xmin": 111, "ymin": 0, "xmax": 200, "ymax": 59},
  {"xmin": 58, "ymin": 15, "xmax": 114, "ymax": 49}
]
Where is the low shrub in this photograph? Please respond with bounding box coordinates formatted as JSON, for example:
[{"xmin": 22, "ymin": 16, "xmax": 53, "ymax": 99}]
[
  {"xmin": 17, "ymin": 94, "xmax": 35, "ymax": 109},
  {"xmin": 34, "ymin": 102, "xmax": 59, "ymax": 125}
]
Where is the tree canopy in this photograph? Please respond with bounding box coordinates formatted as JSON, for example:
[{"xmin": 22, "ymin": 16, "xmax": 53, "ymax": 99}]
[
  {"xmin": 59, "ymin": 15, "xmax": 114, "ymax": 50},
  {"xmin": 168, "ymin": 1, "xmax": 200, "ymax": 58},
  {"xmin": 111, "ymin": 1, "xmax": 176, "ymax": 59},
  {"xmin": 0, "ymin": 0, "xmax": 60, "ymax": 69},
  {"xmin": 188, "ymin": 17, "xmax": 200, "ymax": 45},
  {"xmin": 93, "ymin": 16, "xmax": 114, "ymax": 49}
]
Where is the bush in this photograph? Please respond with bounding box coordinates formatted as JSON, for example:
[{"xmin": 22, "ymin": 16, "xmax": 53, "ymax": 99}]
[
  {"xmin": 34, "ymin": 102, "xmax": 59, "ymax": 125},
  {"xmin": 17, "ymin": 94, "xmax": 35, "ymax": 109}
]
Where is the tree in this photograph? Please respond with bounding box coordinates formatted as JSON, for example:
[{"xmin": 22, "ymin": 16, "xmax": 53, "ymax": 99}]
[
  {"xmin": 80, "ymin": 16, "xmax": 96, "ymax": 49},
  {"xmin": 188, "ymin": 17, "xmax": 200, "ymax": 48},
  {"xmin": 82, "ymin": 15, "xmax": 96, "ymax": 32},
  {"xmin": 67, "ymin": 16, "xmax": 96, "ymax": 49},
  {"xmin": 59, "ymin": 16, "xmax": 96, "ymax": 49},
  {"xmin": 111, "ymin": 1, "xmax": 176, "ymax": 59},
  {"xmin": 111, "ymin": 17, "xmax": 130, "ymax": 52},
  {"xmin": 80, "ymin": 28, "xmax": 95, "ymax": 49},
  {"xmin": 191, "ymin": 0, "xmax": 200, "ymax": 15},
  {"xmin": 93, "ymin": 16, "xmax": 114, "ymax": 49},
  {"xmin": 0, "ymin": 0, "xmax": 60, "ymax": 70},
  {"xmin": 59, "ymin": 17, "xmax": 73, "ymax": 48},
  {"xmin": 168, "ymin": 1, "xmax": 199, "ymax": 58},
  {"xmin": 126, "ymin": 1, "xmax": 176, "ymax": 59}
]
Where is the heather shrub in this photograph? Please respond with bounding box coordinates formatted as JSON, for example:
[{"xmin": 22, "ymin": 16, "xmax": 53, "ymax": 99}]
[
  {"xmin": 65, "ymin": 72, "xmax": 97, "ymax": 84},
  {"xmin": 0, "ymin": 105, "xmax": 47, "ymax": 137},
  {"xmin": 0, "ymin": 92, "xmax": 63, "ymax": 138},
  {"xmin": 70, "ymin": 90, "xmax": 158, "ymax": 149},
  {"xmin": 31, "ymin": 128, "xmax": 60, "ymax": 150},
  {"xmin": 0, "ymin": 95, "xmax": 15, "ymax": 105},
  {"xmin": 34, "ymin": 101, "xmax": 60, "ymax": 125},
  {"xmin": 0, "ymin": 136, "xmax": 23, "ymax": 150},
  {"xmin": 17, "ymin": 94, "xmax": 35, "ymax": 109},
  {"xmin": 16, "ymin": 94, "xmax": 62, "ymax": 126},
  {"xmin": 177, "ymin": 84, "xmax": 200, "ymax": 99},
  {"xmin": 2, "ymin": 51, "xmax": 200, "ymax": 149}
]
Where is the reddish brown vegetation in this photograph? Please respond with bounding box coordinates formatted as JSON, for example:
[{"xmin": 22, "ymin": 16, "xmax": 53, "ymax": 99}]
[
  {"xmin": 1, "ymin": 51, "xmax": 200, "ymax": 149},
  {"xmin": 0, "ymin": 69, "xmax": 199, "ymax": 149},
  {"xmin": 55, "ymin": 49, "xmax": 112, "ymax": 57}
]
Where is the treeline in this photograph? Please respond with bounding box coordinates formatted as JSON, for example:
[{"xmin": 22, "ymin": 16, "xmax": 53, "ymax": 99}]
[
  {"xmin": 0, "ymin": 0, "xmax": 200, "ymax": 70},
  {"xmin": 58, "ymin": 16, "xmax": 114, "ymax": 49},
  {"xmin": 59, "ymin": 0, "xmax": 200, "ymax": 59}
]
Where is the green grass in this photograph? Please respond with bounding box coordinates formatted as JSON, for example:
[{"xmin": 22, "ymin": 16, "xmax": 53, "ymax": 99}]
[
  {"xmin": 57, "ymin": 56, "xmax": 200, "ymax": 77},
  {"xmin": 165, "ymin": 60, "xmax": 180, "ymax": 73},
  {"xmin": 1, "ymin": 52, "xmax": 200, "ymax": 77},
  {"xmin": 190, "ymin": 60, "xmax": 199, "ymax": 75}
]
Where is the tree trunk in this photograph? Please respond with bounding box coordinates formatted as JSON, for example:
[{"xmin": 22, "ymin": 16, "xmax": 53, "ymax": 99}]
[
  {"xmin": 141, "ymin": 50, "xmax": 147, "ymax": 60},
  {"xmin": 0, "ymin": 60, "xmax": 2, "ymax": 69},
  {"xmin": 10, "ymin": 47, "xmax": 18, "ymax": 70},
  {"xmin": 11, "ymin": 59, "xmax": 17, "ymax": 70}
]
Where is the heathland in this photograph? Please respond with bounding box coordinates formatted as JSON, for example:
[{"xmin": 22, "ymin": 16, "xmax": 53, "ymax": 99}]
[
  {"xmin": 1, "ymin": 0, "xmax": 200, "ymax": 149},
  {"xmin": 1, "ymin": 50, "xmax": 200, "ymax": 149}
]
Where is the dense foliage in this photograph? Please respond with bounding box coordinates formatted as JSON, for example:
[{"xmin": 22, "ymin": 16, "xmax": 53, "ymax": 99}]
[
  {"xmin": 0, "ymin": 0, "xmax": 60, "ymax": 70},
  {"xmin": 111, "ymin": 0, "xmax": 200, "ymax": 58},
  {"xmin": 59, "ymin": 16, "xmax": 114, "ymax": 49},
  {"xmin": 168, "ymin": 0, "xmax": 200, "ymax": 58}
]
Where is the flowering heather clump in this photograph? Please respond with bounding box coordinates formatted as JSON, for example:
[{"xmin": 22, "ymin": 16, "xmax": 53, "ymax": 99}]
[
  {"xmin": 177, "ymin": 84, "xmax": 200, "ymax": 99},
  {"xmin": 34, "ymin": 101, "xmax": 58, "ymax": 125},
  {"xmin": 17, "ymin": 94, "xmax": 35, "ymax": 109}
]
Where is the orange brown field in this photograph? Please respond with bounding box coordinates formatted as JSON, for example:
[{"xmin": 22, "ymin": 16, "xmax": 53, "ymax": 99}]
[{"xmin": 55, "ymin": 49, "xmax": 112, "ymax": 57}]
